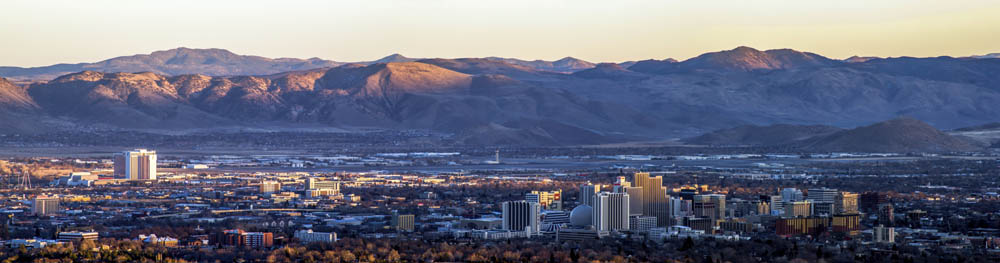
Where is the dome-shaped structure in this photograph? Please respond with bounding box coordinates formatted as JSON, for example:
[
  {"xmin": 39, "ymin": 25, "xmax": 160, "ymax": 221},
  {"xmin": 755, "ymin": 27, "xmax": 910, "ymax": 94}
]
[{"xmin": 570, "ymin": 205, "xmax": 593, "ymax": 226}]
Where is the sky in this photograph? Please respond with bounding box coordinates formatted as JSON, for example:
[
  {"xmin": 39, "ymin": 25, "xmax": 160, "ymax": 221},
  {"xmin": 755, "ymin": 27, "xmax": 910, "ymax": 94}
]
[{"xmin": 2, "ymin": 0, "xmax": 1000, "ymax": 67}]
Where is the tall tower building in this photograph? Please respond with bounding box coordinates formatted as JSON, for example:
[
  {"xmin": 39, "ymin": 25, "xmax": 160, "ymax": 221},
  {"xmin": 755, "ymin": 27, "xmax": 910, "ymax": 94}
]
[
  {"xmin": 593, "ymin": 192, "xmax": 630, "ymax": 232},
  {"xmin": 502, "ymin": 201, "xmax": 540, "ymax": 234},
  {"xmin": 633, "ymin": 172, "xmax": 670, "ymax": 226},
  {"xmin": 622, "ymin": 187, "xmax": 644, "ymax": 216},
  {"xmin": 578, "ymin": 184, "xmax": 600, "ymax": 207},
  {"xmin": 693, "ymin": 194, "xmax": 726, "ymax": 220},
  {"xmin": 33, "ymin": 195, "xmax": 60, "ymax": 216},
  {"xmin": 114, "ymin": 149, "xmax": 157, "ymax": 180}
]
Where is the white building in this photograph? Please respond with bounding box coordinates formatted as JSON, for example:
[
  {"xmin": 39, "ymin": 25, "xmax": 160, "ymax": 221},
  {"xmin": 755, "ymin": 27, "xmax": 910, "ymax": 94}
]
[
  {"xmin": 294, "ymin": 229, "xmax": 337, "ymax": 243},
  {"xmin": 874, "ymin": 225, "xmax": 895, "ymax": 243},
  {"xmin": 306, "ymin": 177, "xmax": 340, "ymax": 194},
  {"xmin": 593, "ymin": 192, "xmax": 630, "ymax": 232}
]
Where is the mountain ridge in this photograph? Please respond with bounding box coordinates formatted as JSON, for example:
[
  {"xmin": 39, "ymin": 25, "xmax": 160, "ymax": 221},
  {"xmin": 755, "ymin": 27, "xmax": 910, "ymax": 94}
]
[{"xmin": 4, "ymin": 46, "xmax": 1000, "ymax": 148}]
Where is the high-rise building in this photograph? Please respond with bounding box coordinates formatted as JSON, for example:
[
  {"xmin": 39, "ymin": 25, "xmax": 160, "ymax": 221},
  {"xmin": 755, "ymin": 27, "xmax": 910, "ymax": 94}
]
[
  {"xmin": 502, "ymin": 201, "xmax": 540, "ymax": 234},
  {"xmin": 593, "ymin": 192, "xmax": 630, "ymax": 232},
  {"xmin": 623, "ymin": 187, "xmax": 643, "ymax": 216},
  {"xmin": 114, "ymin": 149, "xmax": 157, "ymax": 180},
  {"xmin": 693, "ymin": 194, "xmax": 726, "ymax": 220},
  {"xmin": 781, "ymin": 188, "xmax": 803, "ymax": 203},
  {"xmin": 391, "ymin": 211, "xmax": 415, "ymax": 232},
  {"xmin": 805, "ymin": 188, "xmax": 835, "ymax": 217},
  {"xmin": 669, "ymin": 196, "xmax": 687, "ymax": 220},
  {"xmin": 769, "ymin": 195, "xmax": 784, "ymax": 215},
  {"xmin": 874, "ymin": 225, "xmax": 895, "ymax": 243},
  {"xmin": 306, "ymin": 177, "xmax": 340, "ymax": 193},
  {"xmin": 33, "ymin": 195, "xmax": 60, "ymax": 216},
  {"xmin": 807, "ymin": 188, "xmax": 838, "ymax": 203},
  {"xmin": 812, "ymin": 202, "xmax": 835, "ymax": 216},
  {"xmin": 878, "ymin": 203, "xmax": 895, "ymax": 226},
  {"xmin": 633, "ymin": 172, "xmax": 670, "ymax": 226},
  {"xmin": 613, "ymin": 176, "xmax": 631, "ymax": 190},
  {"xmin": 783, "ymin": 201, "xmax": 812, "ymax": 218},
  {"xmin": 260, "ymin": 181, "xmax": 281, "ymax": 193},
  {"xmin": 692, "ymin": 200, "xmax": 716, "ymax": 220},
  {"xmin": 578, "ymin": 184, "xmax": 600, "ymax": 206},
  {"xmin": 836, "ymin": 192, "xmax": 859, "ymax": 214},
  {"xmin": 832, "ymin": 214, "xmax": 861, "ymax": 236},
  {"xmin": 526, "ymin": 190, "xmax": 562, "ymax": 210}
]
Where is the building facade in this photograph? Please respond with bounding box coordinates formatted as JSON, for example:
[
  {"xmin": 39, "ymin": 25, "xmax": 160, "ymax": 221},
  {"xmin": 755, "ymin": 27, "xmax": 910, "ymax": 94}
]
[
  {"xmin": 33, "ymin": 195, "xmax": 60, "ymax": 216},
  {"xmin": 633, "ymin": 172, "xmax": 670, "ymax": 226},
  {"xmin": 502, "ymin": 201, "xmax": 540, "ymax": 234},
  {"xmin": 294, "ymin": 229, "xmax": 337, "ymax": 243},
  {"xmin": 114, "ymin": 149, "xmax": 157, "ymax": 180},
  {"xmin": 593, "ymin": 192, "xmax": 630, "ymax": 232}
]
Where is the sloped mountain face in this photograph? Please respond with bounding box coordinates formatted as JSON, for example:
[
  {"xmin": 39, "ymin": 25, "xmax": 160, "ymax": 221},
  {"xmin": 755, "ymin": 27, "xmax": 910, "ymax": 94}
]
[
  {"xmin": 7, "ymin": 46, "xmax": 1000, "ymax": 149},
  {"xmin": 485, "ymin": 57, "xmax": 596, "ymax": 73},
  {"xmin": 683, "ymin": 124, "xmax": 843, "ymax": 146},
  {"xmin": 416, "ymin": 58, "xmax": 562, "ymax": 80},
  {"xmin": 571, "ymin": 63, "xmax": 647, "ymax": 81},
  {"xmin": 680, "ymin": 46, "xmax": 839, "ymax": 72},
  {"xmin": 796, "ymin": 118, "xmax": 981, "ymax": 152},
  {"xmin": 0, "ymin": 48, "xmax": 342, "ymax": 81},
  {"xmin": 845, "ymin": 57, "xmax": 1000, "ymax": 91},
  {"xmin": 0, "ymin": 77, "xmax": 39, "ymax": 112},
  {"xmin": 630, "ymin": 47, "xmax": 838, "ymax": 74}
]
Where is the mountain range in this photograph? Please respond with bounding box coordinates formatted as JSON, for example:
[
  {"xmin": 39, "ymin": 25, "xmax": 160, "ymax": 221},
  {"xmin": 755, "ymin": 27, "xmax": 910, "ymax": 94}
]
[
  {"xmin": 685, "ymin": 118, "xmax": 984, "ymax": 152},
  {"xmin": 2, "ymin": 46, "xmax": 1000, "ymax": 149}
]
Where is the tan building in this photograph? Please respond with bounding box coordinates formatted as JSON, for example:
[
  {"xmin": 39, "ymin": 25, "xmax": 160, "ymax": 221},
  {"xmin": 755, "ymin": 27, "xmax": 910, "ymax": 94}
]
[
  {"xmin": 114, "ymin": 149, "xmax": 157, "ymax": 180},
  {"xmin": 784, "ymin": 201, "xmax": 812, "ymax": 218},
  {"xmin": 634, "ymin": 172, "xmax": 670, "ymax": 226},
  {"xmin": 391, "ymin": 212, "xmax": 415, "ymax": 232},
  {"xmin": 260, "ymin": 181, "xmax": 281, "ymax": 193},
  {"xmin": 33, "ymin": 195, "xmax": 60, "ymax": 216}
]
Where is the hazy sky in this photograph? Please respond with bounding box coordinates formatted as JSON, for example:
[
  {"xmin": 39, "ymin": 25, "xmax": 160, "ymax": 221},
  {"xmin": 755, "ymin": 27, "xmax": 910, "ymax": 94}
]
[{"xmin": 3, "ymin": 0, "xmax": 1000, "ymax": 67}]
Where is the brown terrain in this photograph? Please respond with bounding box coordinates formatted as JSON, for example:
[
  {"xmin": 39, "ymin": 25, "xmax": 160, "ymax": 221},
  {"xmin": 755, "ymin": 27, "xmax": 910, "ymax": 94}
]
[{"xmin": 2, "ymin": 46, "xmax": 1000, "ymax": 149}]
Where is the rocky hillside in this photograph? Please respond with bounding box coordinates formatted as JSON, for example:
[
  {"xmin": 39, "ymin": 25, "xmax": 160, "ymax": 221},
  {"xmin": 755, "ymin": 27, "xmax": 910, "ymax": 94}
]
[
  {"xmin": 3, "ymin": 46, "xmax": 1000, "ymax": 148},
  {"xmin": 795, "ymin": 118, "xmax": 982, "ymax": 152}
]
